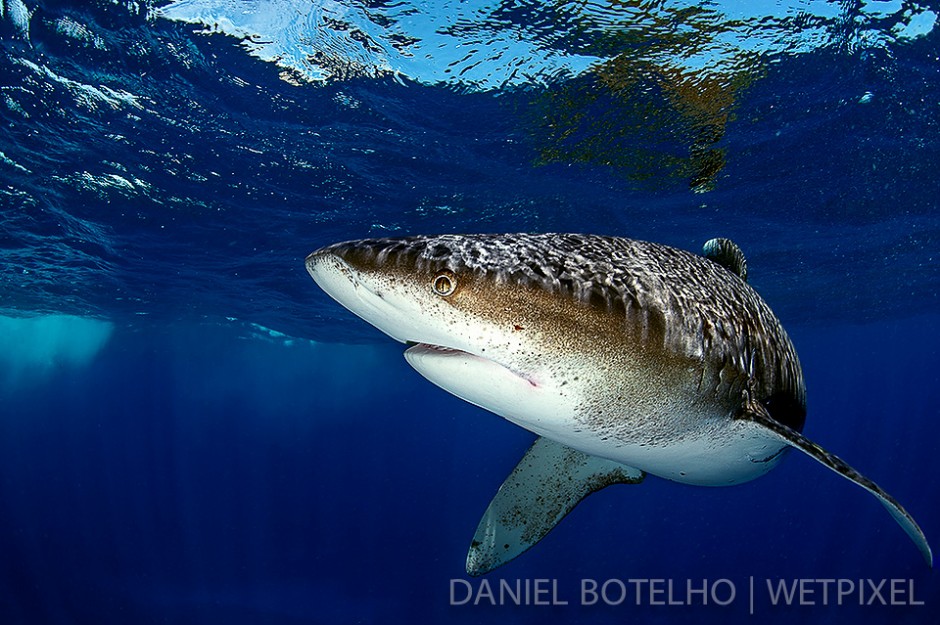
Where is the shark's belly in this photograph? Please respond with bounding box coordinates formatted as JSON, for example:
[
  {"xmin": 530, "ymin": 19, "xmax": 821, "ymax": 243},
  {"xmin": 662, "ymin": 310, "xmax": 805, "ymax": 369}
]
[
  {"xmin": 562, "ymin": 417, "xmax": 789, "ymax": 486},
  {"xmin": 560, "ymin": 375, "xmax": 790, "ymax": 485},
  {"xmin": 499, "ymin": 393, "xmax": 789, "ymax": 486},
  {"xmin": 406, "ymin": 343, "xmax": 788, "ymax": 485}
]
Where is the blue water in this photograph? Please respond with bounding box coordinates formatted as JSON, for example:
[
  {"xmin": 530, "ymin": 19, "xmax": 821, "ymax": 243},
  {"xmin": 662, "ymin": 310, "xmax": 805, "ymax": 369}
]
[{"xmin": 1, "ymin": 1, "xmax": 939, "ymax": 623}]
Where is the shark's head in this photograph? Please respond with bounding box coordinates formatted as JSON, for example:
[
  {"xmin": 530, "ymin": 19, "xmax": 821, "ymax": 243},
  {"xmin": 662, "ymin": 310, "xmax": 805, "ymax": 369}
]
[{"xmin": 306, "ymin": 234, "xmax": 615, "ymax": 439}]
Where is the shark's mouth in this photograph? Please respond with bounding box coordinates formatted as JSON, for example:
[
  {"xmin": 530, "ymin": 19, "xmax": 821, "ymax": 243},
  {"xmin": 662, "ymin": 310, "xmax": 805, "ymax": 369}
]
[
  {"xmin": 405, "ymin": 342, "xmax": 495, "ymax": 368},
  {"xmin": 404, "ymin": 342, "xmax": 539, "ymax": 388},
  {"xmin": 405, "ymin": 341, "xmax": 464, "ymax": 355}
]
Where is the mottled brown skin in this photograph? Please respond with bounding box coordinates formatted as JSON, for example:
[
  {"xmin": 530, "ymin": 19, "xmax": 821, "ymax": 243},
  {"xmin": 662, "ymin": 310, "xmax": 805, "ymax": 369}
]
[
  {"xmin": 308, "ymin": 232, "xmax": 931, "ymax": 567},
  {"xmin": 317, "ymin": 233, "xmax": 806, "ymax": 448}
]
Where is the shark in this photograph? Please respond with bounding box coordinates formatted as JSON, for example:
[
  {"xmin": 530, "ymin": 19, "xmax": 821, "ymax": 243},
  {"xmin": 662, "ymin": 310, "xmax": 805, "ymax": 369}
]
[{"xmin": 305, "ymin": 233, "xmax": 932, "ymax": 574}]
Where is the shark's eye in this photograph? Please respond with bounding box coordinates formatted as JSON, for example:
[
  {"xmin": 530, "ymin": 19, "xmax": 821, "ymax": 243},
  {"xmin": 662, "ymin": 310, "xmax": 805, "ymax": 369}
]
[{"xmin": 432, "ymin": 272, "xmax": 457, "ymax": 297}]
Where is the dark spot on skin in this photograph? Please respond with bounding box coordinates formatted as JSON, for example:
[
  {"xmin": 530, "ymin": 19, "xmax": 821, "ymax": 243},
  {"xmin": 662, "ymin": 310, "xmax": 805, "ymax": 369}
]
[
  {"xmin": 528, "ymin": 263, "xmax": 549, "ymax": 279},
  {"xmin": 609, "ymin": 296, "xmax": 627, "ymax": 317},
  {"xmin": 644, "ymin": 307, "xmax": 667, "ymax": 346},
  {"xmin": 427, "ymin": 243, "xmax": 451, "ymax": 260},
  {"xmin": 752, "ymin": 447, "xmax": 787, "ymax": 463},
  {"xmin": 586, "ymin": 288, "xmax": 608, "ymax": 309},
  {"xmin": 762, "ymin": 392, "xmax": 807, "ymax": 433},
  {"xmin": 503, "ymin": 544, "xmax": 510, "ymax": 550}
]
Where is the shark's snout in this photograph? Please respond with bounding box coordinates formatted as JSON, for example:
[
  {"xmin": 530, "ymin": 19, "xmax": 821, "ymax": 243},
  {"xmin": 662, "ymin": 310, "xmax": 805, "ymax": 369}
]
[
  {"xmin": 305, "ymin": 248, "xmax": 349, "ymax": 292},
  {"xmin": 305, "ymin": 240, "xmax": 438, "ymax": 346},
  {"xmin": 304, "ymin": 248, "xmax": 379, "ymax": 332},
  {"xmin": 304, "ymin": 249, "xmax": 327, "ymax": 279},
  {"xmin": 307, "ymin": 238, "xmax": 429, "ymax": 279},
  {"xmin": 305, "ymin": 241, "xmax": 361, "ymax": 276}
]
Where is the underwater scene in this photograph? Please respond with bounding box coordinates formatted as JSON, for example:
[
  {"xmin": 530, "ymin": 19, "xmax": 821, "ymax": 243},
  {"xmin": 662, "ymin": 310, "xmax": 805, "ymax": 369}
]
[{"xmin": 1, "ymin": 1, "xmax": 939, "ymax": 623}]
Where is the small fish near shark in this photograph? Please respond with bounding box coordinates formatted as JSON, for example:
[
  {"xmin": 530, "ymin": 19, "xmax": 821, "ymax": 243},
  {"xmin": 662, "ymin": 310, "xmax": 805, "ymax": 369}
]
[{"xmin": 305, "ymin": 233, "xmax": 932, "ymax": 574}]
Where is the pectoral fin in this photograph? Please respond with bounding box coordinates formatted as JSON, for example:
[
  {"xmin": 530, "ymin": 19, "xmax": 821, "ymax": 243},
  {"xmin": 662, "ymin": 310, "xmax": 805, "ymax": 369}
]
[
  {"xmin": 739, "ymin": 400, "xmax": 933, "ymax": 567},
  {"xmin": 466, "ymin": 436, "xmax": 644, "ymax": 576}
]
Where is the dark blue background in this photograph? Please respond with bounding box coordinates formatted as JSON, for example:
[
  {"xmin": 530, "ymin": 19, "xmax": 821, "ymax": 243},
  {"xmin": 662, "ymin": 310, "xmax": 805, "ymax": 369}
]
[
  {"xmin": 1, "ymin": 1, "xmax": 939, "ymax": 623},
  {"xmin": 0, "ymin": 315, "xmax": 937, "ymax": 624}
]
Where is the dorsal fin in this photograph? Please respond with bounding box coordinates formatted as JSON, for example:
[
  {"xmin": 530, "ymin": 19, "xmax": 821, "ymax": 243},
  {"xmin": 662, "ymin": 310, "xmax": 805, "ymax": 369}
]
[{"xmin": 703, "ymin": 238, "xmax": 748, "ymax": 282}]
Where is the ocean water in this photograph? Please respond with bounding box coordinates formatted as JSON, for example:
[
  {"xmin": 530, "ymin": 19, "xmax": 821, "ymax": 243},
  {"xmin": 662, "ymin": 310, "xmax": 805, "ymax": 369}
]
[{"xmin": 1, "ymin": 1, "xmax": 939, "ymax": 623}]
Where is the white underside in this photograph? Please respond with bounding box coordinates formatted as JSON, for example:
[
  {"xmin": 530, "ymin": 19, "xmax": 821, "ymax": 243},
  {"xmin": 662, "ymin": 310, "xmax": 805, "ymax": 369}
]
[
  {"xmin": 310, "ymin": 253, "xmax": 786, "ymax": 487},
  {"xmin": 404, "ymin": 345, "xmax": 787, "ymax": 486}
]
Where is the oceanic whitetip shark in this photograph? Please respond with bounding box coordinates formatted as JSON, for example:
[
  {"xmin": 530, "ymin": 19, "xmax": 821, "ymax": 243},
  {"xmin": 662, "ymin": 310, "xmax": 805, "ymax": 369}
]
[{"xmin": 305, "ymin": 233, "xmax": 931, "ymax": 574}]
